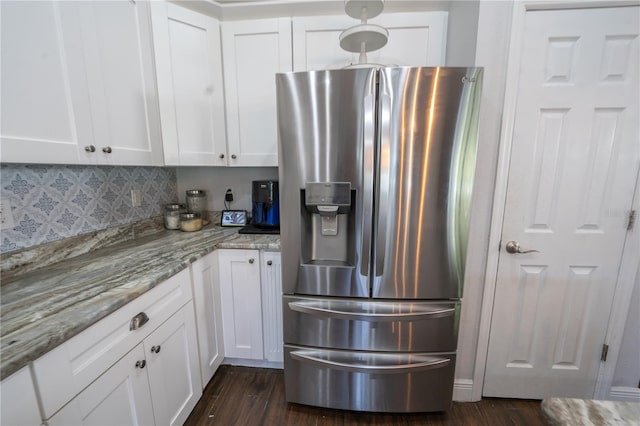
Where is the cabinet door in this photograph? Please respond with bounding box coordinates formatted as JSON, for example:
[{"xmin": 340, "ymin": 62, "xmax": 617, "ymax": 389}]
[
  {"xmin": 261, "ymin": 251, "xmax": 283, "ymax": 363},
  {"xmin": 0, "ymin": 366, "xmax": 42, "ymax": 426},
  {"xmin": 292, "ymin": 12, "xmax": 447, "ymax": 71},
  {"xmin": 145, "ymin": 302, "xmax": 202, "ymax": 426},
  {"xmin": 75, "ymin": 0, "xmax": 163, "ymax": 165},
  {"xmin": 190, "ymin": 251, "xmax": 225, "ymax": 387},
  {"xmin": 151, "ymin": 2, "xmax": 227, "ymax": 166},
  {"xmin": 218, "ymin": 249, "xmax": 264, "ymax": 359},
  {"xmin": 0, "ymin": 1, "xmax": 91, "ymax": 164},
  {"xmin": 48, "ymin": 345, "xmax": 155, "ymax": 426},
  {"xmin": 222, "ymin": 18, "xmax": 292, "ymax": 167}
]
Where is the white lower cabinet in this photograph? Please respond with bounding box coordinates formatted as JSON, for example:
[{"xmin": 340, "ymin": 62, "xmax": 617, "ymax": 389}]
[
  {"xmin": 218, "ymin": 249, "xmax": 283, "ymax": 364},
  {"xmin": 218, "ymin": 249, "xmax": 264, "ymax": 359},
  {"xmin": 48, "ymin": 345, "xmax": 155, "ymax": 426},
  {"xmin": 49, "ymin": 302, "xmax": 201, "ymax": 426},
  {"xmin": 190, "ymin": 251, "xmax": 225, "ymax": 387},
  {"xmin": 0, "ymin": 366, "xmax": 42, "ymax": 426},
  {"xmin": 261, "ymin": 251, "xmax": 283, "ymax": 363}
]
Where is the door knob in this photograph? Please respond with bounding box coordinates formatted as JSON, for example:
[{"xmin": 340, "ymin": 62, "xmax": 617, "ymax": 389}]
[{"xmin": 505, "ymin": 241, "xmax": 539, "ymax": 254}]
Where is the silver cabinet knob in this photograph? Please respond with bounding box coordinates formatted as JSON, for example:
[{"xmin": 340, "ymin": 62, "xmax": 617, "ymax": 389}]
[
  {"xmin": 267, "ymin": 260, "xmax": 272, "ymax": 266},
  {"xmin": 505, "ymin": 241, "xmax": 539, "ymax": 254},
  {"xmin": 231, "ymin": 154, "xmax": 237, "ymax": 159},
  {"xmin": 84, "ymin": 145, "xmax": 96, "ymax": 152},
  {"xmin": 102, "ymin": 146, "xmax": 112, "ymax": 154},
  {"xmin": 129, "ymin": 312, "xmax": 149, "ymax": 330},
  {"xmin": 150, "ymin": 345, "xmax": 161, "ymax": 354},
  {"xmin": 219, "ymin": 153, "xmax": 225, "ymax": 159},
  {"xmin": 135, "ymin": 360, "xmax": 146, "ymax": 369},
  {"xmin": 249, "ymin": 258, "xmax": 254, "ymax": 264}
]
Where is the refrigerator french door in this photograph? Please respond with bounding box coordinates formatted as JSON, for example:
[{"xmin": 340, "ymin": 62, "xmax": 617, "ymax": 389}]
[{"xmin": 277, "ymin": 66, "xmax": 482, "ymax": 413}]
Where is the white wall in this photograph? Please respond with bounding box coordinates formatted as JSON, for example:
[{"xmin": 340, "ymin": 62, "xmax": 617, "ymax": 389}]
[
  {"xmin": 176, "ymin": 167, "xmax": 278, "ymax": 213},
  {"xmin": 445, "ymin": 0, "xmax": 480, "ymax": 66},
  {"xmin": 453, "ymin": 0, "xmax": 513, "ymax": 401}
]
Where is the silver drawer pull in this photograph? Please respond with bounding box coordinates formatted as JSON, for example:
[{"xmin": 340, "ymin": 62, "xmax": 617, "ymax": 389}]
[
  {"xmin": 130, "ymin": 312, "xmax": 149, "ymax": 330},
  {"xmin": 290, "ymin": 351, "xmax": 450, "ymax": 374},
  {"xmin": 288, "ymin": 301, "xmax": 455, "ymax": 322}
]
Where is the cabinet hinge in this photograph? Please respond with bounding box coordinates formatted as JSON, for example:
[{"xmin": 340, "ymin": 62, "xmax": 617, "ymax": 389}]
[
  {"xmin": 601, "ymin": 344, "xmax": 609, "ymax": 362},
  {"xmin": 627, "ymin": 210, "xmax": 636, "ymax": 231}
]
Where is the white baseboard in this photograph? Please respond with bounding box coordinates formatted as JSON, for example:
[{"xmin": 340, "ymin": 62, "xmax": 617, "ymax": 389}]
[
  {"xmin": 609, "ymin": 386, "xmax": 640, "ymax": 402},
  {"xmin": 223, "ymin": 357, "xmax": 284, "ymax": 369},
  {"xmin": 453, "ymin": 379, "xmax": 478, "ymax": 402}
]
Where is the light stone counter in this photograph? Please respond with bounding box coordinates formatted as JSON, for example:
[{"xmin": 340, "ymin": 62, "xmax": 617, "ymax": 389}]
[
  {"xmin": 0, "ymin": 223, "xmax": 279, "ymax": 380},
  {"xmin": 541, "ymin": 397, "xmax": 640, "ymax": 425}
]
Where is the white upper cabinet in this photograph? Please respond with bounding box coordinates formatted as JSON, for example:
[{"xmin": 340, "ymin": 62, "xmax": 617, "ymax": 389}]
[
  {"xmin": 74, "ymin": 0, "xmax": 162, "ymax": 165},
  {"xmin": 292, "ymin": 12, "xmax": 448, "ymax": 71},
  {"xmin": 151, "ymin": 2, "xmax": 227, "ymax": 166},
  {"xmin": 1, "ymin": 0, "xmax": 163, "ymax": 166},
  {"xmin": 222, "ymin": 18, "xmax": 292, "ymax": 167},
  {"xmin": 1, "ymin": 1, "xmax": 91, "ymax": 164}
]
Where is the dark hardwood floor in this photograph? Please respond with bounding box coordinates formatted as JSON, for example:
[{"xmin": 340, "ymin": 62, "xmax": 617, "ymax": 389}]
[{"xmin": 185, "ymin": 366, "xmax": 548, "ymax": 425}]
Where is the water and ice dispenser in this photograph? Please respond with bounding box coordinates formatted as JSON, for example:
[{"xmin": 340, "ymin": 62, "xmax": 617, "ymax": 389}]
[{"xmin": 300, "ymin": 182, "xmax": 355, "ymax": 266}]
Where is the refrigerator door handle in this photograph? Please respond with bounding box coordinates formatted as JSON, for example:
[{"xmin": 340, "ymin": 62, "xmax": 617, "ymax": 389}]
[
  {"xmin": 375, "ymin": 90, "xmax": 392, "ymax": 278},
  {"xmin": 288, "ymin": 301, "xmax": 455, "ymax": 321},
  {"xmin": 361, "ymin": 92, "xmax": 376, "ymax": 278},
  {"xmin": 290, "ymin": 350, "xmax": 451, "ymax": 374}
]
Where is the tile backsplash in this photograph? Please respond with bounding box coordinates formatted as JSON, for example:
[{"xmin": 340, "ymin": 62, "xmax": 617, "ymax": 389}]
[{"xmin": 1, "ymin": 164, "xmax": 177, "ymax": 253}]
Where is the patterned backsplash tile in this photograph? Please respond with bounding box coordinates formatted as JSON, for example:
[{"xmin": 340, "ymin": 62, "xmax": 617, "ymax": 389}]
[{"xmin": 1, "ymin": 164, "xmax": 177, "ymax": 253}]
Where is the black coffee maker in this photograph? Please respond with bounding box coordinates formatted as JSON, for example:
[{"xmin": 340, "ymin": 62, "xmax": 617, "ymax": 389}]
[{"xmin": 239, "ymin": 181, "xmax": 280, "ymax": 234}]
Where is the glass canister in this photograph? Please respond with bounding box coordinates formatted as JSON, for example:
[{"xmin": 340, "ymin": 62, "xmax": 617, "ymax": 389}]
[
  {"xmin": 164, "ymin": 203, "xmax": 186, "ymax": 230},
  {"xmin": 186, "ymin": 189, "xmax": 207, "ymax": 215},
  {"xmin": 180, "ymin": 212, "xmax": 203, "ymax": 232}
]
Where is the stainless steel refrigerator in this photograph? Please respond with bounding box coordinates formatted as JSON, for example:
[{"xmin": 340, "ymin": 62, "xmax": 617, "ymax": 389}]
[{"xmin": 276, "ymin": 67, "xmax": 482, "ymax": 413}]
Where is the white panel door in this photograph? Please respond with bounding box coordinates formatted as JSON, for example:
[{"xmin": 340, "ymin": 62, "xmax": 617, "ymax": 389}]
[
  {"xmin": 260, "ymin": 251, "xmax": 283, "ymax": 363},
  {"xmin": 145, "ymin": 302, "xmax": 202, "ymax": 426},
  {"xmin": 484, "ymin": 7, "xmax": 639, "ymax": 399},
  {"xmin": 191, "ymin": 251, "xmax": 225, "ymax": 386},
  {"xmin": 0, "ymin": 367, "xmax": 42, "ymax": 426},
  {"xmin": 218, "ymin": 249, "xmax": 264, "ymax": 359},
  {"xmin": 292, "ymin": 12, "xmax": 447, "ymax": 71},
  {"xmin": 75, "ymin": 0, "xmax": 162, "ymax": 165},
  {"xmin": 222, "ymin": 18, "xmax": 292, "ymax": 167},
  {"xmin": 0, "ymin": 1, "xmax": 91, "ymax": 164},
  {"xmin": 48, "ymin": 345, "xmax": 155, "ymax": 426},
  {"xmin": 151, "ymin": 2, "xmax": 227, "ymax": 166}
]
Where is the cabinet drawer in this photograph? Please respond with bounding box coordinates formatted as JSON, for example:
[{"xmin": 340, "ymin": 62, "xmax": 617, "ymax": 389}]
[
  {"xmin": 33, "ymin": 268, "xmax": 192, "ymax": 419},
  {"xmin": 283, "ymin": 296, "xmax": 460, "ymax": 352}
]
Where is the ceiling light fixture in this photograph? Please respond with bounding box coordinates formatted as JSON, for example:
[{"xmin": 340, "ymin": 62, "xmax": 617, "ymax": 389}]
[{"xmin": 340, "ymin": 0, "xmax": 388, "ymax": 68}]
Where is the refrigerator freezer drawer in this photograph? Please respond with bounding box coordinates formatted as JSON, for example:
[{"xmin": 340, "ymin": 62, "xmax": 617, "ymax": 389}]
[
  {"xmin": 284, "ymin": 345, "xmax": 456, "ymax": 412},
  {"xmin": 283, "ymin": 296, "xmax": 460, "ymax": 352}
]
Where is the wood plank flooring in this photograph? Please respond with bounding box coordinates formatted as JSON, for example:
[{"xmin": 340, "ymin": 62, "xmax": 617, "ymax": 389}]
[{"xmin": 185, "ymin": 366, "xmax": 548, "ymax": 425}]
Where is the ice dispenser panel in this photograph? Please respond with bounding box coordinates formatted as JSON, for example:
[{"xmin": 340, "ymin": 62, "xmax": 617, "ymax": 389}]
[
  {"xmin": 305, "ymin": 183, "xmax": 351, "ymax": 236},
  {"xmin": 300, "ymin": 182, "xmax": 355, "ymax": 266}
]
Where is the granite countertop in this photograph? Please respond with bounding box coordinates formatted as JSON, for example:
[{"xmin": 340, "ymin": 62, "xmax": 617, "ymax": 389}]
[
  {"xmin": 541, "ymin": 397, "xmax": 640, "ymax": 425},
  {"xmin": 0, "ymin": 224, "xmax": 280, "ymax": 381}
]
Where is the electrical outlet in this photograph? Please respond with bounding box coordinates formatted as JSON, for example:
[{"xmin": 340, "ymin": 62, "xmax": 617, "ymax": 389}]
[
  {"xmin": 225, "ymin": 189, "xmax": 234, "ymax": 202},
  {"xmin": 131, "ymin": 189, "xmax": 142, "ymax": 208},
  {"xmin": 0, "ymin": 198, "xmax": 15, "ymax": 230}
]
